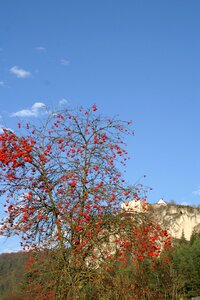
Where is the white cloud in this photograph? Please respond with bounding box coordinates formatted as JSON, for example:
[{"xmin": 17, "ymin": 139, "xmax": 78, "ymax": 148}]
[
  {"xmin": 32, "ymin": 102, "xmax": 46, "ymax": 111},
  {"xmin": 11, "ymin": 102, "xmax": 46, "ymax": 117},
  {"xmin": 60, "ymin": 59, "xmax": 70, "ymax": 66},
  {"xmin": 0, "ymin": 127, "xmax": 3, "ymax": 133},
  {"xmin": 0, "ymin": 249, "xmax": 21, "ymax": 254},
  {"xmin": 0, "ymin": 81, "xmax": 5, "ymax": 86},
  {"xmin": 59, "ymin": 98, "xmax": 68, "ymax": 106},
  {"xmin": 193, "ymin": 187, "xmax": 200, "ymax": 196},
  {"xmin": 0, "ymin": 127, "xmax": 14, "ymax": 133},
  {"xmin": 35, "ymin": 46, "xmax": 46, "ymax": 52},
  {"xmin": 9, "ymin": 66, "xmax": 31, "ymax": 78},
  {"xmin": 180, "ymin": 202, "xmax": 190, "ymax": 206}
]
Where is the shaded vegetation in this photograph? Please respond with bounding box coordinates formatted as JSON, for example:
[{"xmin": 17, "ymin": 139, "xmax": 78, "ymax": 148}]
[
  {"xmin": 0, "ymin": 232, "xmax": 199, "ymax": 299},
  {"xmin": 0, "ymin": 252, "xmax": 28, "ymax": 299}
]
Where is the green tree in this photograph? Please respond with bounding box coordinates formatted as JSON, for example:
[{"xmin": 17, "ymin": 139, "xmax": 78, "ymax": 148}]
[{"xmin": 172, "ymin": 234, "xmax": 200, "ymax": 299}]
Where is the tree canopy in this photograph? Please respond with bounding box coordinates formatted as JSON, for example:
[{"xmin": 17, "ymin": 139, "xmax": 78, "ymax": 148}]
[{"xmin": 0, "ymin": 106, "xmax": 172, "ymax": 299}]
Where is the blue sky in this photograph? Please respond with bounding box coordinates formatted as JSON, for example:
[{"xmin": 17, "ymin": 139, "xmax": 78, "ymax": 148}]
[{"xmin": 0, "ymin": 1, "xmax": 200, "ymax": 251}]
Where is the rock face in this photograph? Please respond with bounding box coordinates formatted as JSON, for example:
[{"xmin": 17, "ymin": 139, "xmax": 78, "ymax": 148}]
[
  {"xmin": 151, "ymin": 204, "xmax": 200, "ymax": 240},
  {"xmin": 121, "ymin": 200, "xmax": 200, "ymax": 241}
]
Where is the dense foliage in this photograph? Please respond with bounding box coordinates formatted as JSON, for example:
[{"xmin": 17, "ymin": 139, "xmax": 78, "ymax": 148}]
[
  {"xmin": 0, "ymin": 233, "xmax": 199, "ymax": 299},
  {"xmin": 171, "ymin": 232, "xmax": 200, "ymax": 299},
  {"xmin": 0, "ymin": 252, "xmax": 27, "ymax": 299}
]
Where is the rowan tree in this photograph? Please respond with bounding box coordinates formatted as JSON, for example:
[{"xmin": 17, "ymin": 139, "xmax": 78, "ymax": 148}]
[{"xmin": 0, "ymin": 105, "xmax": 171, "ymax": 299}]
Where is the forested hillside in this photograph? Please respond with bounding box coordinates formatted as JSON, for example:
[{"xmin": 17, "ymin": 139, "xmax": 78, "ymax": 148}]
[
  {"xmin": 0, "ymin": 232, "xmax": 199, "ymax": 299},
  {"xmin": 0, "ymin": 252, "xmax": 27, "ymax": 300}
]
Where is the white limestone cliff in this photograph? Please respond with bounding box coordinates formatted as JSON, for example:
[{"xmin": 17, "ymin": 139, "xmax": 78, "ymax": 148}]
[
  {"xmin": 152, "ymin": 203, "xmax": 200, "ymax": 240},
  {"xmin": 121, "ymin": 200, "xmax": 200, "ymax": 241}
]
